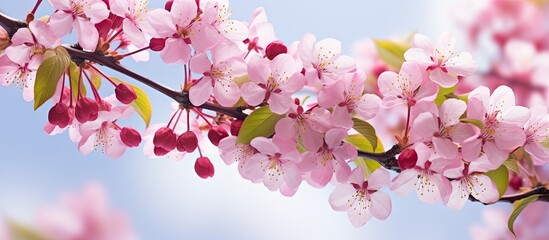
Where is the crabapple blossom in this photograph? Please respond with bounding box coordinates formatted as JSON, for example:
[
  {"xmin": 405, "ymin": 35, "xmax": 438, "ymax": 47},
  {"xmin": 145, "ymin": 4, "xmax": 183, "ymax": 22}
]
[
  {"xmin": 404, "ymin": 32, "xmax": 477, "ymax": 88},
  {"xmin": 109, "ymin": 0, "xmax": 150, "ymax": 48},
  {"xmin": 199, "ymin": 0, "xmax": 248, "ymax": 43},
  {"xmin": 189, "ymin": 43, "xmax": 246, "ymax": 106},
  {"xmin": 0, "ymin": 53, "xmax": 40, "ymax": 101},
  {"xmin": 522, "ymin": 105, "xmax": 549, "ymax": 163},
  {"xmin": 218, "ymin": 136, "xmax": 258, "ymax": 180},
  {"xmin": 241, "ymin": 54, "xmax": 305, "ymax": 114},
  {"xmin": 329, "ymin": 167, "xmax": 392, "ymax": 227},
  {"xmin": 48, "ymin": 0, "xmax": 110, "ymax": 51},
  {"xmin": 318, "ymin": 70, "xmax": 381, "ymax": 129},
  {"xmin": 299, "ymin": 128, "xmax": 355, "ymax": 188},
  {"xmin": 242, "ymin": 7, "xmax": 276, "ymax": 57},
  {"xmin": 377, "ymin": 61, "xmax": 438, "ymax": 108},
  {"xmin": 243, "ymin": 136, "xmax": 302, "ymax": 196}
]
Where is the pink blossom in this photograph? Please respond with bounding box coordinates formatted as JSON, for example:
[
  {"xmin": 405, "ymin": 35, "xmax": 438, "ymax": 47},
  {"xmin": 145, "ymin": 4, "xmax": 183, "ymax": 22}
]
[
  {"xmin": 377, "ymin": 62, "xmax": 438, "ymax": 108},
  {"xmin": 109, "ymin": 0, "xmax": 150, "ymax": 47},
  {"xmin": 36, "ymin": 183, "xmax": 137, "ymax": 240},
  {"xmin": 329, "ymin": 167, "xmax": 392, "ymax": 227},
  {"xmin": 199, "ymin": 0, "xmax": 249, "ymax": 43},
  {"xmin": 390, "ymin": 143, "xmax": 454, "ymax": 204},
  {"xmin": 318, "ymin": 70, "xmax": 381, "ymax": 129},
  {"xmin": 241, "ymin": 7, "xmax": 276, "ymax": 57},
  {"xmin": 298, "ymin": 33, "xmax": 355, "ymax": 86},
  {"xmin": 0, "ymin": 54, "xmax": 40, "ymax": 101},
  {"xmin": 241, "ymin": 54, "xmax": 305, "ymax": 114},
  {"xmin": 189, "ymin": 43, "xmax": 246, "ymax": 106},
  {"xmin": 461, "ymin": 85, "xmax": 529, "ymax": 166},
  {"xmin": 523, "ymin": 105, "xmax": 549, "ymax": 164},
  {"xmin": 299, "ymin": 128, "xmax": 355, "ymax": 188},
  {"xmin": 404, "ymin": 32, "xmax": 477, "ymax": 87},
  {"xmin": 48, "ymin": 0, "xmax": 110, "ymax": 51},
  {"xmin": 242, "ymin": 136, "xmax": 302, "ymax": 196},
  {"xmin": 218, "ymin": 136, "xmax": 258, "ymax": 180}
]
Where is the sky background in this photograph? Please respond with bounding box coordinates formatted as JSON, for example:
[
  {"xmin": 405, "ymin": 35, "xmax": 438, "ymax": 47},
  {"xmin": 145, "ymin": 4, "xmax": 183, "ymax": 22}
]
[{"xmin": 0, "ymin": 0, "xmax": 511, "ymax": 239}]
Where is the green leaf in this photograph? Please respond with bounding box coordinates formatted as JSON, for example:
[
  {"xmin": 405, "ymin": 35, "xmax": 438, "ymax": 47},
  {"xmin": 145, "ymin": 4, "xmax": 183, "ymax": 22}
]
[
  {"xmin": 354, "ymin": 157, "xmax": 383, "ymax": 177},
  {"xmin": 373, "ymin": 39, "xmax": 410, "ymax": 70},
  {"xmin": 434, "ymin": 86, "xmax": 456, "ymax": 106},
  {"xmin": 504, "ymin": 158, "xmax": 520, "ymax": 173},
  {"xmin": 7, "ymin": 221, "xmax": 48, "ymax": 240},
  {"xmin": 460, "ymin": 118, "xmax": 484, "ymax": 129},
  {"xmin": 508, "ymin": 194, "xmax": 541, "ymax": 236},
  {"xmin": 90, "ymin": 69, "xmax": 102, "ymax": 90},
  {"xmin": 110, "ymin": 77, "xmax": 152, "ymax": 127},
  {"xmin": 236, "ymin": 106, "xmax": 284, "ymax": 144},
  {"xmin": 34, "ymin": 46, "xmax": 71, "ymax": 110},
  {"xmin": 485, "ymin": 164, "xmax": 509, "ymax": 198},
  {"xmin": 68, "ymin": 61, "xmax": 86, "ymax": 99},
  {"xmin": 344, "ymin": 134, "xmax": 384, "ymax": 153},
  {"xmin": 352, "ymin": 118, "xmax": 378, "ymax": 150}
]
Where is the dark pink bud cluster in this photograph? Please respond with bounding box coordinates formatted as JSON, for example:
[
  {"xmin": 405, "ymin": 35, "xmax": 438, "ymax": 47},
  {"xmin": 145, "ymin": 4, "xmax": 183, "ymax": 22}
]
[
  {"xmin": 153, "ymin": 127, "xmax": 177, "ymax": 156},
  {"xmin": 75, "ymin": 97, "xmax": 99, "ymax": 123},
  {"xmin": 48, "ymin": 103, "xmax": 71, "ymax": 128},
  {"xmin": 177, "ymin": 131, "xmax": 198, "ymax": 152}
]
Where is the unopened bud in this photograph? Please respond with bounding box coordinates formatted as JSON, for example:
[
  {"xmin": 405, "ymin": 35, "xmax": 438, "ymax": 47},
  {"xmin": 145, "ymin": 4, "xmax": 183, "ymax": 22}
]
[
  {"xmin": 230, "ymin": 120, "xmax": 243, "ymax": 136},
  {"xmin": 208, "ymin": 126, "xmax": 229, "ymax": 146},
  {"xmin": 177, "ymin": 131, "xmax": 198, "ymax": 152},
  {"xmin": 120, "ymin": 127, "xmax": 142, "ymax": 147},
  {"xmin": 165, "ymin": 0, "xmax": 174, "ymax": 11},
  {"xmin": 195, "ymin": 156, "xmax": 214, "ymax": 179},
  {"xmin": 265, "ymin": 40, "xmax": 287, "ymax": 60},
  {"xmin": 75, "ymin": 97, "xmax": 99, "ymax": 123},
  {"xmin": 398, "ymin": 148, "xmax": 418, "ymax": 170},
  {"xmin": 48, "ymin": 103, "xmax": 71, "ymax": 128},
  {"xmin": 154, "ymin": 146, "xmax": 169, "ymax": 156},
  {"xmin": 509, "ymin": 175, "xmax": 523, "ymax": 191},
  {"xmin": 115, "ymin": 83, "xmax": 137, "ymax": 104},
  {"xmin": 149, "ymin": 38, "xmax": 167, "ymax": 51},
  {"xmin": 153, "ymin": 127, "xmax": 177, "ymax": 151}
]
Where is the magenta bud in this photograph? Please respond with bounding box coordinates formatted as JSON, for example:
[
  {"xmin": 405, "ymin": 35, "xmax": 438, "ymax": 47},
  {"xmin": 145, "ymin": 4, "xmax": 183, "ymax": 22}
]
[
  {"xmin": 230, "ymin": 120, "xmax": 243, "ymax": 136},
  {"xmin": 177, "ymin": 131, "xmax": 198, "ymax": 153},
  {"xmin": 165, "ymin": 0, "xmax": 174, "ymax": 11},
  {"xmin": 120, "ymin": 127, "xmax": 142, "ymax": 147},
  {"xmin": 398, "ymin": 148, "xmax": 418, "ymax": 170},
  {"xmin": 208, "ymin": 126, "xmax": 229, "ymax": 146},
  {"xmin": 95, "ymin": 19, "xmax": 113, "ymax": 39},
  {"xmin": 509, "ymin": 176, "xmax": 523, "ymax": 191},
  {"xmin": 115, "ymin": 83, "xmax": 137, "ymax": 104},
  {"xmin": 195, "ymin": 156, "xmax": 214, "ymax": 179},
  {"xmin": 265, "ymin": 40, "xmax": 287, "ymax": 60},
  {"xmin": 75, "ymin": 97, "xmax": 99, "ymax": 123},
  {"xmin": 149, "ymin": 38, "xmax": 167, "ymax": 51},
  {"xmin": 48, "ymin": 103, "xmax": 71, "ymax": 128},
  {"xmin": 154, "ymin": 146, "xmax": 170, "ymax": 156},
  {"xmin": 153, "ymin": 127, "xmax": 177, "ymax": 151}
]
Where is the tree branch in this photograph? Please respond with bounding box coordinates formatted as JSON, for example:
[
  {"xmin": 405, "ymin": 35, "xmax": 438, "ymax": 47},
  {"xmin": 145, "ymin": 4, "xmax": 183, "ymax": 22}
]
[
  {"xmin": 357, "ymin": 144, "xmax": 401, "ymax": 172},
  {"xmin": 470, "ymin": 185, "xmax": 549, "ymax": 204}
]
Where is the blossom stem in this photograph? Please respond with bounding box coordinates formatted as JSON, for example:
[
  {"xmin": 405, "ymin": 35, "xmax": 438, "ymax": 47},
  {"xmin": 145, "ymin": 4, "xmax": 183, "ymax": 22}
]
[
  {"xmin": 30, "ymin": 0, "xmax": 42, "ymax": 15},
  {"xmin": 83, "ymin": 70, "xmax": 101, "ymax": 101},
  {"xmin": 404, "ymin": 104, "xmax": 412, "ymax": 137},
  {"xmin": 120, "ymin": 46, "xmax": 150, "ymax": 58}
]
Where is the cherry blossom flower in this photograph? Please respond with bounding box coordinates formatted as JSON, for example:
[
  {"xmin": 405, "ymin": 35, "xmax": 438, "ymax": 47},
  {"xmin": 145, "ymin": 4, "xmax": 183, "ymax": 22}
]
[
  {"xmin": 241, "ymin": 54, "xmax": 305, "ymax": 114},
  {"xmin": 299, "ymin": 128, "xmax": 355, "ymax": 188},
  {"xmin": 461, "ymin": 85, "xmax": 530, "ymax": 166},
  {"xmin": 390, "ymin": 143, "xmax": 454, "ymax": 204},
  {"xmin": 48, "ymin": 0, "xmax": 110, "ymax": 51},
  {"xmin": 318, "ymin": 70, "xmax": 381, "ymax": 129},
  {"xmin": 241, "ymin": 7, "xmax": 276, "ymax": 57},
  {"xmin": 218, "ymin": 136, "xmax": 258, "ymax": 180},
  {"xmin": 329, "ymin": 167, "xmax": 392, "ymax": 227},
  {"xmin": 404, "ymin": 32, "xmax": 477, "ymax": 88},
  {"xmin": 36, "ymin": 183, "xmax": 137, "ymax": 240},
  {"xmin": 199, "ymin": 0, "xmax": 249, "ymax": 43},
  {"xmin": 522, "ymin": 105, "xmax": 549, "ymax": 164},
  {"xmin": 242, "ymin": 136, "xmax": 302, "ymax": 196},
  {"xmin": 189, "ymin": 43, "xmax": 246, "ymax": 106},
  {"xmin": 109, "ymin": 0, "xmax": 150, "ymax": 47},
  {"xmin": 0, "ymin": 54, "xmax": 40, "ymax": 101},
  {"xmin": 298, "ymin": 33, "xmax": 355, "ymax": 86},
  {"xmin": 377, "ymin": 62, "xmax": 438, "ymax": 108}
]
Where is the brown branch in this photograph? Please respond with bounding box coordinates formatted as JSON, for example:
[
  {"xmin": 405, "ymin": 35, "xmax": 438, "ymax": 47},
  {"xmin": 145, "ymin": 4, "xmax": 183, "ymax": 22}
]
[
  {"xmin": 470, "ymin": 185, "xmax": 549, "ymax": 204},
  {"xmin": 357, "ymin": 144, "xmax": 401, "ymax": 172}
]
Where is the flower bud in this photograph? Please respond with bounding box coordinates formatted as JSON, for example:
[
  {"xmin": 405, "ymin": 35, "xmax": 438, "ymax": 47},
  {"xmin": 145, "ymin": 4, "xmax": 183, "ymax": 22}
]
[
  {"xmin": 265, "ymin": 40, "xmax": 287, "ymax": 60},
  {"xmin": 165, "ymin": 0, "xmax": 174, "ymax": 11},
  {"xmin": 153, "ymin": 146, "xmax": 169, "ymax": 156},
  {"xmin": 120, "ymin": 127, "xmax": 142, "ymax": 147},
  {"xmin": 115, "ymin": 83, "xmax": 137, "ymax": 104},
  {"xmin": 398, "ymin": 148, "xmax": 418, "ymax": 170},
  {"xmin": 96, "ymin": 19, "xmax": 113, "ymax": 40},
  {"xmin": 0, "ymin": 26, "xmax": 9, "ymax": 51},
  {"xmin": 509, "ymin": 175, "xmax": 523, "ymax": 191},
  {"xmin": 149, "ymin": 38, "xmax": 167, "ymax": 51},
  {"xmin": 75, "ymin": 97, "xmax": 99, "ymax": 123},
  {"xmin": 153, "ymin": 127, "xmax": 177, "ymax": 151},
  {"xmin": 177, "ymin": 131, "xmax": 198, "ymax": 153},
  {"xmin": 230, "ymin": 120, "xmax": 243, "ymax": 136},
  {"xmin": 208, "ymin": 126, "xmax": 229, "ymax": 146},
  {"xmin": 195, "ymin": 156, "xmax": 214, "ymax": 179},
  {"xmin": 48, "ymin": 103, "xmax": 70, "ymax": 128}
]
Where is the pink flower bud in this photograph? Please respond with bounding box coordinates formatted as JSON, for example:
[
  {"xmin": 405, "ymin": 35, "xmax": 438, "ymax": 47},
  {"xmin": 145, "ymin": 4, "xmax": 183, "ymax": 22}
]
[
  {"xmin": 75, "ymin": 97, "xmax": 99, "ymax": 123},
  {"xmin": 177, "ymin": 131, "xmax": 198, "ymax": 153},
  {"xmin": 265, "ymin": 40, "xmax": 287, "ymax": 60},
  {"xmin": 195, "ymin": 156, "xmax": 214, "ymax": 179},
  {"xmin": 208, "ymin": 126, "xmax": 228, "ymax": 146},
  {"xmin": 153, "ymin": 127, "xmax": 177, "ymax": 151},
  {"xmin": 165, "ymin": 0, "xmax": 174, "ymax": 11},
  {"xmin": 154, "ymin": 146, "xmax": 169, "ymax": 156},
  {"xmin": 0, "ymin": 26, "xmax": 9, "ymax": 51},
  {"xmin": 48, "ymin": 103, "xmax": 70, "ymax": 128},
  {"xmin": 115, "ymin": 83, "xmax": 137, "ymax": 104},
  {"xmin": 398, "ymin": 148, "xmax": 418, "ymax": 170},
  {"xmin": 149, "ymin": 38, "xmax": 166, "ymax": 51},
  {"xmin": 120, "ymin": 127, "xmax": 142, "ymax": 147},
  {"xmin": 509, "ymin": 175, "xmax": 523, "ymax": 191},
  {"xmin": 95, "ymin": 19, "xmax": 113, "ymax": 40},
  {"xmin": 230, "ymin": 120, "xmax": 243, "ymax": 136}
]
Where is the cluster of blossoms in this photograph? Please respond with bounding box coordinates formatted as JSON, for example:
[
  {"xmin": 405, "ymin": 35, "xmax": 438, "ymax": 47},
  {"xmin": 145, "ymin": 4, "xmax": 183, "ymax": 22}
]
[{"xmin": 0, "ymin": 0, "xmax": 548, "ymax": 229}]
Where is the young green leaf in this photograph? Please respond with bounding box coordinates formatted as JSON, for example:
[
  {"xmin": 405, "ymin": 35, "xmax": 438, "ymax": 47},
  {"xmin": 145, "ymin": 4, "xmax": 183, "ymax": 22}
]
[
  {"xmin": 503, "ymin": 158, "xmax": 520, "ymax": 173},
  {"xmin": 34, "ymin": 46, "xmax": 71, "ymax": 110},
  {"xmin": 110, "ymin": 77, "xmax": 152, "ymax": 127},
  {"xmin": 344, "ymin": 134, "xmax": 384, "ymax": 153},
  {"xmin": 352, "ymin": 118, "xmax": 378, "ymax": 150},
  {"xmin": 354, "ymin": 157, "xmax": 383, "ymax": 177},
  {"xmin": 508, "ymin": 194, "xmax": 541, "ymax": 236},
  {"xmin": 485, "ymin": 164, "xmax": 509, "ymax": 198},
  {"xmin": 434, "ymin": 86, "xmax": 456, "ymax": 106},
  {"xmin": 236, "ymin": 106, "xmax": 284, "ymax": 144},
  {"xmin": 68, "ymin": 61, "xmax": 86, "ymax": 99},
  {"xmin": 460, "ymin": 118, "xmax": 484, "ymax": 129},
  {"xmin": 7, "ymin": 221, "xmax": 48, "ymax": 240},
  {"xmin": 373, "ymin": 39, "xmax": 410, "ymax": 70}
]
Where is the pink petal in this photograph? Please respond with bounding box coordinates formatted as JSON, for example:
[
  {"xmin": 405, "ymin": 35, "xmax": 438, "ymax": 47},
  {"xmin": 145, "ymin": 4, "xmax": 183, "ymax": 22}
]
[
  {"xmin": 318, "ymin": 80, "xmax": 346, "ymax": 108},
  {"xmin": 331, "ymin": 105, "xmax": 353, "ymax": 129},
  {"xmin": 489, "ymin": 85, "xmax": 515, "ymax": 114},
  {"xmin": 189, "ymin": 77, "xmax": 213, "ymax": 106},
  {"xmin": 29, "ymin": 20, "xmax": 58, "ymax": 48},
  {"xmin": 430, "ymin": 68, "xmax": 458, "ymax": 88},
  {"xmin": 49, "ymin": 0, "xmax": 71, "ymax": 10},
  {"xmin": 440, "ymin": 98, "xmax": 467, "ymax": 127},
  {"xmin": 310, "ymin": 163, "xmax": 333, "ymax": 187},
  {"xmin": 263, "ymin": 164, "xmax": 283, "ymax": 191},
  {"xmin": 432, "ymin": 137, "xmax": 458, "ymax": 159},
  {"xmin": 147, "ymin": 9, "xmax": 177, "ymax": 38},
  {"xmin": 75, "ymin": 18, "xmax": 99, "ymax": 51},
  {"xmin": 105, "ymin": 131, "xmax": 127, "ymax": 158},
  {"xmin": 213, "ymin": 80, "xmax": 240, "ymax": 106},
  {"xmin": 404, "ymin": 47, "xmax": 432, "ymax": 66},
  {"xmin": 390, "ymin": 169, "xmax": 417, "ymax": 195},
  {"xmin": 470, "ymin": 174, "xmax": 499, "ymax": 204},
  {"xmin": 250, "ymin": 137, "xmax": 279, "ymax": 155},
  {"xmin": 160, "ymin": 38, "xmax": 191, "ymax": 64},
  {"xmin": 324, "ymin": 128, "xmax": 347, "ymax": 148},
  {"xmin": 48, "ymin": 12, "xmax": 74, "ymax": 38},
  {"xmin": 190, "ymin": 22, "xmax": 219, "ymax": 52},
  {"xmin": 347, "ymin": 198, "xmax": 373, "ymax": 227},
  {"xmin": 494, "ymin": 123, "xmax": 526, "ymax": 150},
  {"xmin": 446, "ymin": 180, "xmax": 469, "ymax": 210},
  {"xmin": 170, "ymin": 0, "xmax": 197, "ymax": 27},
  {"xmin": 247, "ymin": 55, "xmax": 269, "ymax": 84},
  {"xmin": 377, "ymin": 71, "xmax": 399, "ymax": 97},
  {"xmin": 369, "ymin": 191, "xmax": 392, "ymax": 220},
  {"xmin": 268, "ymin": 93, "xmax": 292, "ymax": 115},
  {"xmin": 355, "ymin": 94, "xmax": 381, "ymax": 120},
  {"xmin": 435, "ymin": 32, "xmax": 456, "ymax": 59},
  {"xmin": 329, "ymin": 184, "xmax": 356, "ymax": 211},
  {"xmin": 109, "ymin": 0, "xmax": 129, "ymax": 16},
  {"xmin": 411, "ymin": 112, "xmax": 438, "ymax": 140},
  {"xmin": 484, "ymin": 141, "xmax": 509, "ymax": 167},
  {"xmin": 240, "ymin": 82, "xmax": 265, "ymax": 106},
  {"xmin": 274, "ymin": 117, "xmax": 297, "ymax": 140},
  {"xmin": 410, "ymin": 33, "xmax": 434, "ymax": 52},
  {"xmin": 122, "ymin": 19, "xmax": 147, "ymax": 48},
  {"xmin": 462, "ymin": 138, "xmax": 482, "ymax": 162},
  {"xmin": 417, "ymin": 173, "xmax": 443, "ymax": 204},
  {"xmin": 500, "ymin": 106, "xmax": 530, "ymax": 125},
  {"xmin": 445, "ymin": 52, "xmax": 476, "ymax": 77},
  {"xmin": 367, "ymin": 168, "xmax": 390, "ymax": 190},
  {"xmin": 190, "ymin": 52, "xmax": 212, "ymax": 74}
]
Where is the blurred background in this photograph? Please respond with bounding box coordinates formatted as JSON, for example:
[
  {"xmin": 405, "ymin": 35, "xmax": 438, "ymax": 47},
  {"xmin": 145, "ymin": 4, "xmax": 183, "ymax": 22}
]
[{"xmin": 0, "ymin": 0, "xmax": 547, "ymax": 239}]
